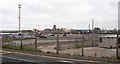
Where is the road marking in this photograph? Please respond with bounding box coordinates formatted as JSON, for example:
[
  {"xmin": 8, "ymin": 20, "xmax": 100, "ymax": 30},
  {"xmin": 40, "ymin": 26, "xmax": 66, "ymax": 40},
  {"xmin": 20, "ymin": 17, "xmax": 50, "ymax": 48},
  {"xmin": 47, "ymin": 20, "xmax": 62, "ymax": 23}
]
[
  {"xmin": 40, "ymin": 56, "xmax": 98, "ymax": 63},
  {"xmin": 57, "ymin": 60, "xmax": 73, "ymax": 63},
  {"xmin": 0, "ymin": 50, "xmax": 13, "ymax": 54},
  {"xmin": 1, "ymin": 55, "xmax": 36, "ymax": 62},
  {"xmin": 2, "ymin": 50, "xmax": 99, "ymax": 63}
]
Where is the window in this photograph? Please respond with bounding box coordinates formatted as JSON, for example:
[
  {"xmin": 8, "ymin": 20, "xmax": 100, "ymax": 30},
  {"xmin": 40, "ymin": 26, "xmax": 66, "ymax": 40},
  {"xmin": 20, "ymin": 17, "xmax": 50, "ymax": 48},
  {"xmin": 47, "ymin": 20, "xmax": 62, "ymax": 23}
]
[{"xmin": 99, "ymin": 38, "xmax": 102, "ymax": 43}]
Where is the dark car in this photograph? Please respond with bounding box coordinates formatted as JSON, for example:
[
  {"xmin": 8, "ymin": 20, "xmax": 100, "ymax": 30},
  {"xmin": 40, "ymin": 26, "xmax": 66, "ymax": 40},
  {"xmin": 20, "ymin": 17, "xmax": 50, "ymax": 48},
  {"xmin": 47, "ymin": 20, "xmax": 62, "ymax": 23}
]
[
  {"xmin": 63, "ymin": 33, "xmax": 67, "ymax": 36},
  {"xmin": 37, "ymin": 34, "xmax": 47, "ymax": 38},
  {"xmin": 40, "ymin": 35, "xmax": 47, "ymax": 38}
]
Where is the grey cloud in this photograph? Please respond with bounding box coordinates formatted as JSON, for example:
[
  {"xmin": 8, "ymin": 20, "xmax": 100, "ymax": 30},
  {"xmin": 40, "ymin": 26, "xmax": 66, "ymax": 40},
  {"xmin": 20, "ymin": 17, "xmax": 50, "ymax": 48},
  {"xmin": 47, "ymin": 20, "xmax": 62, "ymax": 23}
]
[{"xmin": 0, "ymin": 0, "xmax": 118, "ymax": 30}]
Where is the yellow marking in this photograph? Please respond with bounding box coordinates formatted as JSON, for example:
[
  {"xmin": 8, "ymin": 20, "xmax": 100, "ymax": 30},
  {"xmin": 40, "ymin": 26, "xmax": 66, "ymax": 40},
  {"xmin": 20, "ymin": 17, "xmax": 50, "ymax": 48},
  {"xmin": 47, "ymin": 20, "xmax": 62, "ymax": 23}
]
[{"xmin": 2, "ymin": 50, "xmax": 99, "ymax": 63}]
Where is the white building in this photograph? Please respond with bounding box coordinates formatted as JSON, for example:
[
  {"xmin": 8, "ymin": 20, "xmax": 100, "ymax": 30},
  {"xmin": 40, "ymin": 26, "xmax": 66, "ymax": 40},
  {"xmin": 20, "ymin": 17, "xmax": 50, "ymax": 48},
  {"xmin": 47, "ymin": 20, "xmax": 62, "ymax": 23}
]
[
  {"xmin": 98, "ymin": 34, "xmax": 120, "ymax": 58},
  {"xmin": 98, "ymin": 35, "xmax": 119, "ymax": 48}
]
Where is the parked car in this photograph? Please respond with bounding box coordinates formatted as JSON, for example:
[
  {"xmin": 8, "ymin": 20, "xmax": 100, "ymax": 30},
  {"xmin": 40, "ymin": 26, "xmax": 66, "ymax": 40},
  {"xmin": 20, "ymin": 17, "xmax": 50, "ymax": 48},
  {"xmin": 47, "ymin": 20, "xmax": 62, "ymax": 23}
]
[
  {"xmin": 50, "ymin": 34, "xmax": 55, "ymax": 36},
  {"xmin": 37, "ymin": 34, "xmax": 47, "ymax": 38},
  {"xmin": 40, "ymin": 35, "xmax": 47, "ymax": 38},
  {"xmin": 63, "ymin": 33, "xmax": 67, "ymax": 36}
]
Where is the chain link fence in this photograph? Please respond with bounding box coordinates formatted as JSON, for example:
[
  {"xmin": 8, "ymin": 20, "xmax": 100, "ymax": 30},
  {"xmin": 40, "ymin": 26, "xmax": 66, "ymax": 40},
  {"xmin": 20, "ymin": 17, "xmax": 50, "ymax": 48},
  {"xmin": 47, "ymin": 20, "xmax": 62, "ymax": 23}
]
[{"xmin": 1, "ymin": 33, "xmax": 119, "ymax": 61}]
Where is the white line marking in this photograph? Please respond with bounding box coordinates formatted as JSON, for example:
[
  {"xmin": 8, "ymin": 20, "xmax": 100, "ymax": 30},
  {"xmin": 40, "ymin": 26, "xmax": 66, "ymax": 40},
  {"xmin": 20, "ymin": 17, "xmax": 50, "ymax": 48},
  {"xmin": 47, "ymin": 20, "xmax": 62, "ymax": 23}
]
[
  {"xmin": 2, "ymin": 56, "xmax": 36, "ymax": 62},
  {"xmin": 57, "ymin": 60, "xmax": 73, "ymax": 63}
]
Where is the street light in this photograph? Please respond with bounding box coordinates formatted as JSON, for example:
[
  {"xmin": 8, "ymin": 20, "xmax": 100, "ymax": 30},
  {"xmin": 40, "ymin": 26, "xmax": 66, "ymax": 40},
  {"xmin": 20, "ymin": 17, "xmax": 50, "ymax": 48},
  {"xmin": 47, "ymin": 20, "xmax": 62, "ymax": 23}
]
[
  {"xmin": 18, "ymin": 4, "xmax": 23, "ymax": 50},
  {"xmin": 18, "ymin": 4, "xmax": 21, "ymax": 31}
]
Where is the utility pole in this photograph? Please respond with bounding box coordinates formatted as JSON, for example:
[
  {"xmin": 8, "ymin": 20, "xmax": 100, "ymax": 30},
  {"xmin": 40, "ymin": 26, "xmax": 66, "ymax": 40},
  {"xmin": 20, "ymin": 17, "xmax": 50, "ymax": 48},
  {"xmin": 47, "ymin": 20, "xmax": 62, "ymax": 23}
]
[
  {"xmin": 116, "ymin": 1, "xmax": 120, "ymax": 59},
  {"xmin": 56, "ymin": 31, "xmax": 59, "ymax": 54},
  {"xmin": 18, "ymin": 4, "xmax": 23, "ymax": 50},
  {"xmin": 81, "ymin": 30, "xmax": 84, "ymax": 56},
  {"xmin": 92, "ymin": 19, "xmax": 94, "ymax": 47},
  {"xmin": 34, "ymin": 29, "xmax": 37, "ymax": 50}
]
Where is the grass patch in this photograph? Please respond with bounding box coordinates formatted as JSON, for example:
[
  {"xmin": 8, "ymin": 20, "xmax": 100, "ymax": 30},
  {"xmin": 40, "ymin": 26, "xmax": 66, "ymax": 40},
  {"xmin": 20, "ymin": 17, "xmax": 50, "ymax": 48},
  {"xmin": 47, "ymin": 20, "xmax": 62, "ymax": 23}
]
[
  {"xmin": 74, "ymin": 54, "xmax": 80, "ymax": 56},
  {"xmin": 23, "ymin": 45, "xmax": 40, "ymax": 52},
  {"xmin": 2, "ymin": 44, "xmax": 21, "ymax": 50},
  {"xmin": 2, "ymin": 44, "xmax": 42, "ymax": 52},
  {"xmin": 63, "ymin": 53, "xmax": 70, "ymax": 56},
  {"xmin": 75, "ymin": 45, "xmax": 95, "ymax": 48},
  {"xmin": 0, "ymin": 45, "xmax": 2, "ymax": 48}
]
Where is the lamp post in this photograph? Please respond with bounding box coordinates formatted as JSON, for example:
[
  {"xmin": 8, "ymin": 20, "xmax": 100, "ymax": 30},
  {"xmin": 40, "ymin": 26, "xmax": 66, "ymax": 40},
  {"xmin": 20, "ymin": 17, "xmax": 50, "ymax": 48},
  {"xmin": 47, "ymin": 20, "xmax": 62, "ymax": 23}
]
[
  {"xmin": 18, "ymin": 4, "xmax": 23, "ymax": 50},
  {"xmin": 18, "ymin": 4, "xmax": 21, "ymax": 32}
]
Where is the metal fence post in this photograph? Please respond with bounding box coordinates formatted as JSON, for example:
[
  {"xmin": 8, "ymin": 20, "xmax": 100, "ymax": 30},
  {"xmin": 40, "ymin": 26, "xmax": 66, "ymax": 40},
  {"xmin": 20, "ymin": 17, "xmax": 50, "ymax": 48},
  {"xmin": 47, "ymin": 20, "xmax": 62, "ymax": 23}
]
[
  {"xmin": 81, "ymin": 31, "xmax": 84, "ymax": 56},
  {"xmin": 56, "ymin": 31, "xmax": 59, "ymax": 54},
  {"xmin": 34, "ymin": 29, "xmax": 37, "ymax": 50}
]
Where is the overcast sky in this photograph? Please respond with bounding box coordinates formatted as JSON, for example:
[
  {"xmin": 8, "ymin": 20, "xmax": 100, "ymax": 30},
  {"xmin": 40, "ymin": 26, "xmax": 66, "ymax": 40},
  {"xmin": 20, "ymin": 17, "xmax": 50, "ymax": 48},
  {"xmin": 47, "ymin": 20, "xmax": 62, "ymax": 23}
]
[{"xmin": 0, "ymin": 0, "xmax": 119, "ymax": 30}]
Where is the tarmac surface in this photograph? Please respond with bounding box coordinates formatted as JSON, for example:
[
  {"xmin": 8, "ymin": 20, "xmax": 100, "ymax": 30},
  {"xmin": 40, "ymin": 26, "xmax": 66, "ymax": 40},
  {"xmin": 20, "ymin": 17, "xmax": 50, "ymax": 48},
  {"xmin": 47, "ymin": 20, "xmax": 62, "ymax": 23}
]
[{"xmin": 1, "ymin": 49, "xmax": 108, "ymax": 64}]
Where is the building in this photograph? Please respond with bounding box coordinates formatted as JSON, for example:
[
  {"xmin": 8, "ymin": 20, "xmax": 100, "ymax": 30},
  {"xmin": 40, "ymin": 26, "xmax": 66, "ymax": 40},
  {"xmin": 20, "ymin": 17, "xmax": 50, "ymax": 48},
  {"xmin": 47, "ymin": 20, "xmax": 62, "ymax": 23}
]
[
  {"xmin": 43, "ymin": 29, "xmax": 52, "ymax": 34},
  {"xmin": 61, "ymin": 28, "xmax": 67, "ymax": 32},
  {"xmin": 52, "ymin": 24, "xmax": 61, "ymax": 34},
  {"xmin": 43, "ymin": 25, "xmax": 61, "ymax": 34},
  {"xmin": 53, "ymin": 24, "xmax": 57, "ymax": 30},
  {"xmin": 98, "ymin": 34, "xmax": 120, "ymax": 58},
  {"xmin": 98, "ymin": 35, "xmax": 119, "ymax": 48},
  {"xmin": 93, "ymin": 27, "xmax": 101, "ymax": 34}
]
